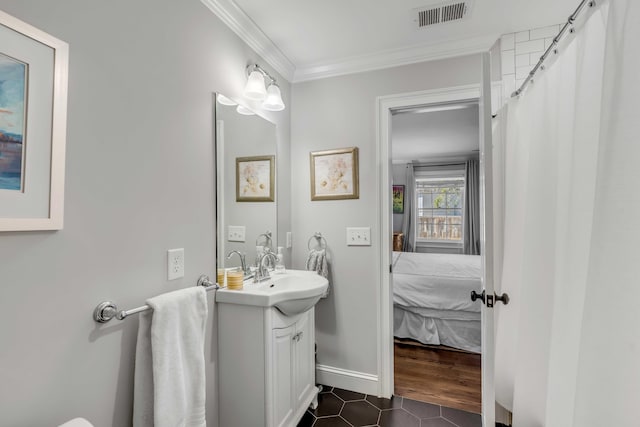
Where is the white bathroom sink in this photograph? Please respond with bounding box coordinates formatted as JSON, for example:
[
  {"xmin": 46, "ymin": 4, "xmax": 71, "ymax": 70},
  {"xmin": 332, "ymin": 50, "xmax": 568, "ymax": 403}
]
[{"xmin": 215, "ymin": 269, "xmax": 328, "ymax": 315}]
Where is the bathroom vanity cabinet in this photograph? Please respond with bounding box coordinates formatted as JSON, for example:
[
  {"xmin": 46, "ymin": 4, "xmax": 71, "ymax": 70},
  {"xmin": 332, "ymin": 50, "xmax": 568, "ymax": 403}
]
[{"xmin": 217, "ymin": 302, "xmax": 319, "ymax": 427}]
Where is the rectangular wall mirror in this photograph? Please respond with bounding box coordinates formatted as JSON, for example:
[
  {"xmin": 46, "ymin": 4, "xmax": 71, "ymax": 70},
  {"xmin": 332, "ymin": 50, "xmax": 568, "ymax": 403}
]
[{"xmin": 215, "ymin": 93, "xmax": 278, "ymax": 273}]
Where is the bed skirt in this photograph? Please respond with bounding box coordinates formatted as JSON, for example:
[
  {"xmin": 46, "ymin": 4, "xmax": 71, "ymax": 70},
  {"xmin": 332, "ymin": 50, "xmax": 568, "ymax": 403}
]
[{"xmin": 393, "ymin": 305, "xmax": 481, "ymax": 353}]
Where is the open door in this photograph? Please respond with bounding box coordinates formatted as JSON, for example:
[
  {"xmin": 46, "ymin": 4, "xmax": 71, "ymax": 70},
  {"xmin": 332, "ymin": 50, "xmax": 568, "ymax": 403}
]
[
  {"xmin": 478, "ymin": 51, "xmax": 497, "ymax": 426},
  {"xmin": 377, "ymin": 69, "xmax": 502, "ymax": 423}
]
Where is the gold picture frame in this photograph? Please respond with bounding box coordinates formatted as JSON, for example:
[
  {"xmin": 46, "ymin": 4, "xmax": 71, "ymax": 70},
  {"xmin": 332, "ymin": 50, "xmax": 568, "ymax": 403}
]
[
  {"xmin": 310, "ymin": 147, "xmax": 359, "ymax": 201},
  {"xmin": 236, "ymin": 155, "xmax": 275, "ymax": 202}
]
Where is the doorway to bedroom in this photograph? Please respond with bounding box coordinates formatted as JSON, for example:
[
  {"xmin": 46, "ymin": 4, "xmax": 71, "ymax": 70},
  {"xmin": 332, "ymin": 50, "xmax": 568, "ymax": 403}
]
[{"xmin": 390, "ymin": 99, "xmax": 482, "ymax": 413}]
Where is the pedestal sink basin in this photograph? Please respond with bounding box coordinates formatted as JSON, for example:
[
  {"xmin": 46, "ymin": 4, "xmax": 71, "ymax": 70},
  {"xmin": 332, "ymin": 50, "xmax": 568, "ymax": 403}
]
[{"xmin": 215, "ymin": 269, "xmax": 328, "ymax": 315}]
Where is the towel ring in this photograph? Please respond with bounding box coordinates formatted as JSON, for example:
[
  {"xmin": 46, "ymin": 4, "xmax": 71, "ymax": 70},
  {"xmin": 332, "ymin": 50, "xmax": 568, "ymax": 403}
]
[{"xmin": 307, "ymin": 232, "xmax": 328, "ymax": 251}]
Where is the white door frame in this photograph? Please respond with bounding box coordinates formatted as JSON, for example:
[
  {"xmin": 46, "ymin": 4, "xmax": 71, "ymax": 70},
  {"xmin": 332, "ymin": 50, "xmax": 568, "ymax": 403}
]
[
  {"xmin": 375, "ymin": 83, "xmax": 482, "ymax": 396},
  {"xmin": 376, "ymin": 73, "xmax": 500, "ymax": 426}
]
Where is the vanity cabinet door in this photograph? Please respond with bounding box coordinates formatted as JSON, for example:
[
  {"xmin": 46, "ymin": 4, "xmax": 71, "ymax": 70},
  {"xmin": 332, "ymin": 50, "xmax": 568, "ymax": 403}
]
[
  {"xmin": 294, "ymin": 310, "xmax": 314, "ymax": 408},
  {"xmin": 272, "ymin": 323, "xmax": 295, "ymax": 427}
]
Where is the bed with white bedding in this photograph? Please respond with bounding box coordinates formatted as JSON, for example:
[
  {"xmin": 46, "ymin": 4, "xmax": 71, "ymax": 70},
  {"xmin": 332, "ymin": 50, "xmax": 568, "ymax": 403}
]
[{"xmin": 392, "ymin": 251, "xmax": 482, "ymax": 353}]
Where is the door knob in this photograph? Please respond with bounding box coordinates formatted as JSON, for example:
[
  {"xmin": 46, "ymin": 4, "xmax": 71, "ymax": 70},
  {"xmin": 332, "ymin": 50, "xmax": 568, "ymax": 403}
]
[
  {"xmin": 470, "ymin": 290, "xmax": 485, "ymax": 304},
  {"xmin": 471, "ymin": 290, "xmax": 509, "ymax": 307},
  {"xmin": 495, "ymin": 292, "xmax": 510, "ymax": 305}
]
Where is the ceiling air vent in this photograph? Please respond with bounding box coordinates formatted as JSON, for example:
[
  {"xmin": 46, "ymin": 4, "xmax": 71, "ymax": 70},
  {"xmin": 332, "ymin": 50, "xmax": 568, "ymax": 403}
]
[{"xmin": 415, "ymin": 1, "xmax": 472, "ymax": 28}]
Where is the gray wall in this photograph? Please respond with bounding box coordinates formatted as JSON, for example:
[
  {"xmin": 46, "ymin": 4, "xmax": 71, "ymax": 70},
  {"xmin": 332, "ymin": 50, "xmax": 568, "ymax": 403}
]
[
  {"xmin": 0, "ymin": 0, "xmax": 290, "ymax": 425},
  {"xmin": 291, "ymin": 56, "xmax": 481, "ymax": 377}
]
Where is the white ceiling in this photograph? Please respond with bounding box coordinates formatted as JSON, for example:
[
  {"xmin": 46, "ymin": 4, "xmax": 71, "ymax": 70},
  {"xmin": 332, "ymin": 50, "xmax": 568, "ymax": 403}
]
[
  {"xmin": 391, "ymin": 105, "xmax": 479, "ymax": 162},
  {"xmin": 203, "ymin": 0, "xmax": 576, "ymax": 82}
]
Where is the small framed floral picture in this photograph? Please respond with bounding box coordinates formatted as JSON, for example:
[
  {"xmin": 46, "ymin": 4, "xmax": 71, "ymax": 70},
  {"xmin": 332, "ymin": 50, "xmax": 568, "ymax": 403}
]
[
  {"xmin": 310, "ymin": 147, "xmax": 359, "ymax": 201},
  {"xmin": 236, "ymin": 155, "xmax": 275, "ymax": 202}
]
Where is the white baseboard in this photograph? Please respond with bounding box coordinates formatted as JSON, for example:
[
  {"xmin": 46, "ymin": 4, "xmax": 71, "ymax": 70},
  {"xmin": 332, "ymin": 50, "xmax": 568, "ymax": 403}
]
[
  {"xmin": 496, "ymin": 402, "xmax": 512, "ymax": 425},
  {"xmin": 315, "ymin": 364, "xmax": 379, "ymax": 396}
]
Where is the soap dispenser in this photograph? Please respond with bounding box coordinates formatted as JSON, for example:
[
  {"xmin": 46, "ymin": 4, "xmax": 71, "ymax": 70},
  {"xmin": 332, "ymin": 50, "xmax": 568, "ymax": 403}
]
[{"xmin": 275, "ymin": 246, "xmax": 286, "ymax": 274}]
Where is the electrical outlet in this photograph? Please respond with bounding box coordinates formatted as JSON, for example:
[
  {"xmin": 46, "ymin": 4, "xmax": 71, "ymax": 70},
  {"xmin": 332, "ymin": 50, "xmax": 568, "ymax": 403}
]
[
  {"xmin": 228, "ymin": 225, "xmax": 246, "ymax": 242},
  {"xmin": 346, "ymin": 227, "xmax": 371, "ymax": 246},
  {"xmin": 167, "ymin": 248, "xmax": 184, "ymax": 280}
]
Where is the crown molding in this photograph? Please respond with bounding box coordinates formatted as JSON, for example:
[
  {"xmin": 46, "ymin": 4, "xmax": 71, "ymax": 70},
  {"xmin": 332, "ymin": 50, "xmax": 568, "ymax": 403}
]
[
  {"xmin": 292, "ymin": 34, "xmax": 499, "ymax": 83},
  {"xmin": 200, "ymin": 0, "xmax": 500, "ymax": 84},
  {"xmin": 200, "ymin": 0, "xmax": 296, "ymax": 82}
]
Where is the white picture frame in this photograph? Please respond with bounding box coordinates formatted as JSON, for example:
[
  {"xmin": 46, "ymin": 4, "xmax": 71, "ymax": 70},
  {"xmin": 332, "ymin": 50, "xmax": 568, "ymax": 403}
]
[{"xmin": 0, "ymin": 10, "xmax": 69, "ymax": 231}]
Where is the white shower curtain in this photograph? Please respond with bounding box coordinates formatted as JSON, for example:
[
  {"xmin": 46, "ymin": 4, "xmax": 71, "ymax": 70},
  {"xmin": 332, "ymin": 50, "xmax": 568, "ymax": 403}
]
[{"xmin": 494, "ymin": 0, "xmax": 640, "ymax": 425}]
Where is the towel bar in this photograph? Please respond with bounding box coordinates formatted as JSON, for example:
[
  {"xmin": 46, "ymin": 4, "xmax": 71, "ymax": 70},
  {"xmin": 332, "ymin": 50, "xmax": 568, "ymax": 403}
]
[{"xmin": 93, "ymin": 275, "xmax": 218, "ymax": 323}]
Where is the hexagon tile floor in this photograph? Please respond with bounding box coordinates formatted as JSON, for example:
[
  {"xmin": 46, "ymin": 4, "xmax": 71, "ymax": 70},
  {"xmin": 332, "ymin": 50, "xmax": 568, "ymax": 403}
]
[{"xmin": 297, "ymin": 386, "xmax": 481, "ymax": 427}]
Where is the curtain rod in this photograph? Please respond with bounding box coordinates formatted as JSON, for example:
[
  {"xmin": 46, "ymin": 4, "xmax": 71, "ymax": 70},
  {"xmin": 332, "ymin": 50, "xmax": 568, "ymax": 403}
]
[{"xmin": 512, "ymin": 0, "xmax": 596, "ymax": 98}]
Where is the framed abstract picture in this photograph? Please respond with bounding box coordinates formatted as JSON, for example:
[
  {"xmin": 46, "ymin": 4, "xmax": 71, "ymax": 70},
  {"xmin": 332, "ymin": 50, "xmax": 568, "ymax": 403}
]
[
  {"xmin": 0, "ymin": 10, "xmax": 69, "ymax": 231},
  {"xmin": 236, "ymin": 155, "xmax": 275, "ymax": 202},
  {"xmin": 393, "ymin": 185, "xmax": 405, "ymax": 214},
  {"xmin": 310, "ymin": 147, "xmax": 359, "ymax": 201}
]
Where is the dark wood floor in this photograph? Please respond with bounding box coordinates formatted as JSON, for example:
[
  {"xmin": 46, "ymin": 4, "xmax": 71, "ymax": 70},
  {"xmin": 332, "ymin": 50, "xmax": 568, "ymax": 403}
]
[{"xmin": 394, "ymin": 339, "xmax": 482, "ymax": 414}]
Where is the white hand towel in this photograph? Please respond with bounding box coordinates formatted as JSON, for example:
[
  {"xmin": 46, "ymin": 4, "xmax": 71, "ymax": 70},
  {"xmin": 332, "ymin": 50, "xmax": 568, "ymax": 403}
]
[
  {"xmin": 305, "ymin": 249, "xmax": 318, "ymax": 272},
  {"xmin": 133, "ymin": 287, "xmax": 208, "ymax": 427},
  {"xmin": 306, "ymin": 249, "xmax": 330, "ymax": 296},
  {"xmin": 133, "ymin": 309, "xmax": 154, "ymax": 427}
]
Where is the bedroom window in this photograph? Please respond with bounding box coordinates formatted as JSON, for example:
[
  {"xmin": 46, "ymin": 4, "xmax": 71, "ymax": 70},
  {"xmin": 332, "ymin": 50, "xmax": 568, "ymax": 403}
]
[{"xmin": 415, "ymin": 176, "xmax": 465, "ymax": 243}]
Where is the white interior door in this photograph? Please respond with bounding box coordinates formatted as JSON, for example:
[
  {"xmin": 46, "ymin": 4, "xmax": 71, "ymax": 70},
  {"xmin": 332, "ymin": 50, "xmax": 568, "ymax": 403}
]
[
  {"xmin": 478, "ymin": 51, "xmax": 496, "ymax": 426},
  {"xmin": 377, "ymin": 80, "xmax": 499, "ymax": 424}
]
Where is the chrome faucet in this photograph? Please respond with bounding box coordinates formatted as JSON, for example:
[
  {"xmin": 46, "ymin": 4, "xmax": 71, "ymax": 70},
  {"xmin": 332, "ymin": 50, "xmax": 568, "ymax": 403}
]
[
  {"xmin": 255, "ymin": 231, "xmax": 273, "ymax": 254},
  {"xmin": 227, "ymin": 251, "xmax": 252, "ymax": 277},
  {"xmin": 254, "ymin": 252, "xmax": 278, "ymax": 283}
]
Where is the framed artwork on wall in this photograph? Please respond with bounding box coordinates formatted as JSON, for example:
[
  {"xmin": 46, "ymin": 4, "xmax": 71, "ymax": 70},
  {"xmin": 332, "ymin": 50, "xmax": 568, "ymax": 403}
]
[
  {"xmin": 310, "ymin": 147, "xmax": 359, "ymax": 201},
  {"xmin": 393, "ymin": 185, "xmax": 405, "ymax": 214},
  {"xmin": 0, "ymin": 10, "xmax": 69, "ymax": 231},
  {"xmin": 236, "ymin": 155, "xmax": 275, "ymax": 202}
]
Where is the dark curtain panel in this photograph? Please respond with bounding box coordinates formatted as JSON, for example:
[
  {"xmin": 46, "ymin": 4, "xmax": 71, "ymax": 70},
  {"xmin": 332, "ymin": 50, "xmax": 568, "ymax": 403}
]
[
  {"xmin": 464, "ymin": 160, "xmax": 481, "ymax": 255},
  {"xmin": 401, "ymin": 163, "xmax": 416, "ymax": 252}
]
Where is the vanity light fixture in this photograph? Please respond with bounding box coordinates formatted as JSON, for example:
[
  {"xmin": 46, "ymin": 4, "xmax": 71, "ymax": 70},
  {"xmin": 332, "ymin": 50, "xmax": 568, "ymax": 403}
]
[
  {"xmin": 262, "ymin": 83, "xmax": 285, "ymax": 111},
  {"xmin": 244, "ymin": 67, "xmax": 267, "ymax": 100},
  {"xmin": 242, "ymin": 64, "xmax": 286, "ymax": 111}
]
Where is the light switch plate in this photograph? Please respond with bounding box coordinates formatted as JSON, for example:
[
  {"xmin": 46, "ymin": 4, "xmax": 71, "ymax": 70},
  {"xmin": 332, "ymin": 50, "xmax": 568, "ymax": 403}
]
[
  {"xmin": 346, "ymin": 227, "xmax": 371, "ymax": 246},
  {"xmin": 167, "ymin": 248, "xmax": 184, "ymax": 280},
  {"xmin": 286, "ymin": 231, "xmax": 292, "ymax": 248},
  {"xmin": 228, "ymin": 225, "xmax": 246, "ymax": 242}
]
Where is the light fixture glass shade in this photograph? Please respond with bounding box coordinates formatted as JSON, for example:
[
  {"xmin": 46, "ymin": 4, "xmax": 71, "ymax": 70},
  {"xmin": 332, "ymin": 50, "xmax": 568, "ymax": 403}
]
[
  {"xmin": 262, "ymin": 83, "xmax": 285, "ymax": 111},
  {"xmin": 244, "ymin": 70, "xmax": 267, "ymax": 101},
  {"xmin": 217, "ymin": 94, "xmax": 237, "ymax": 106},
  {"xmin": 236, "ymin": 105, "xmax": 255, "ymax": 116}
]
